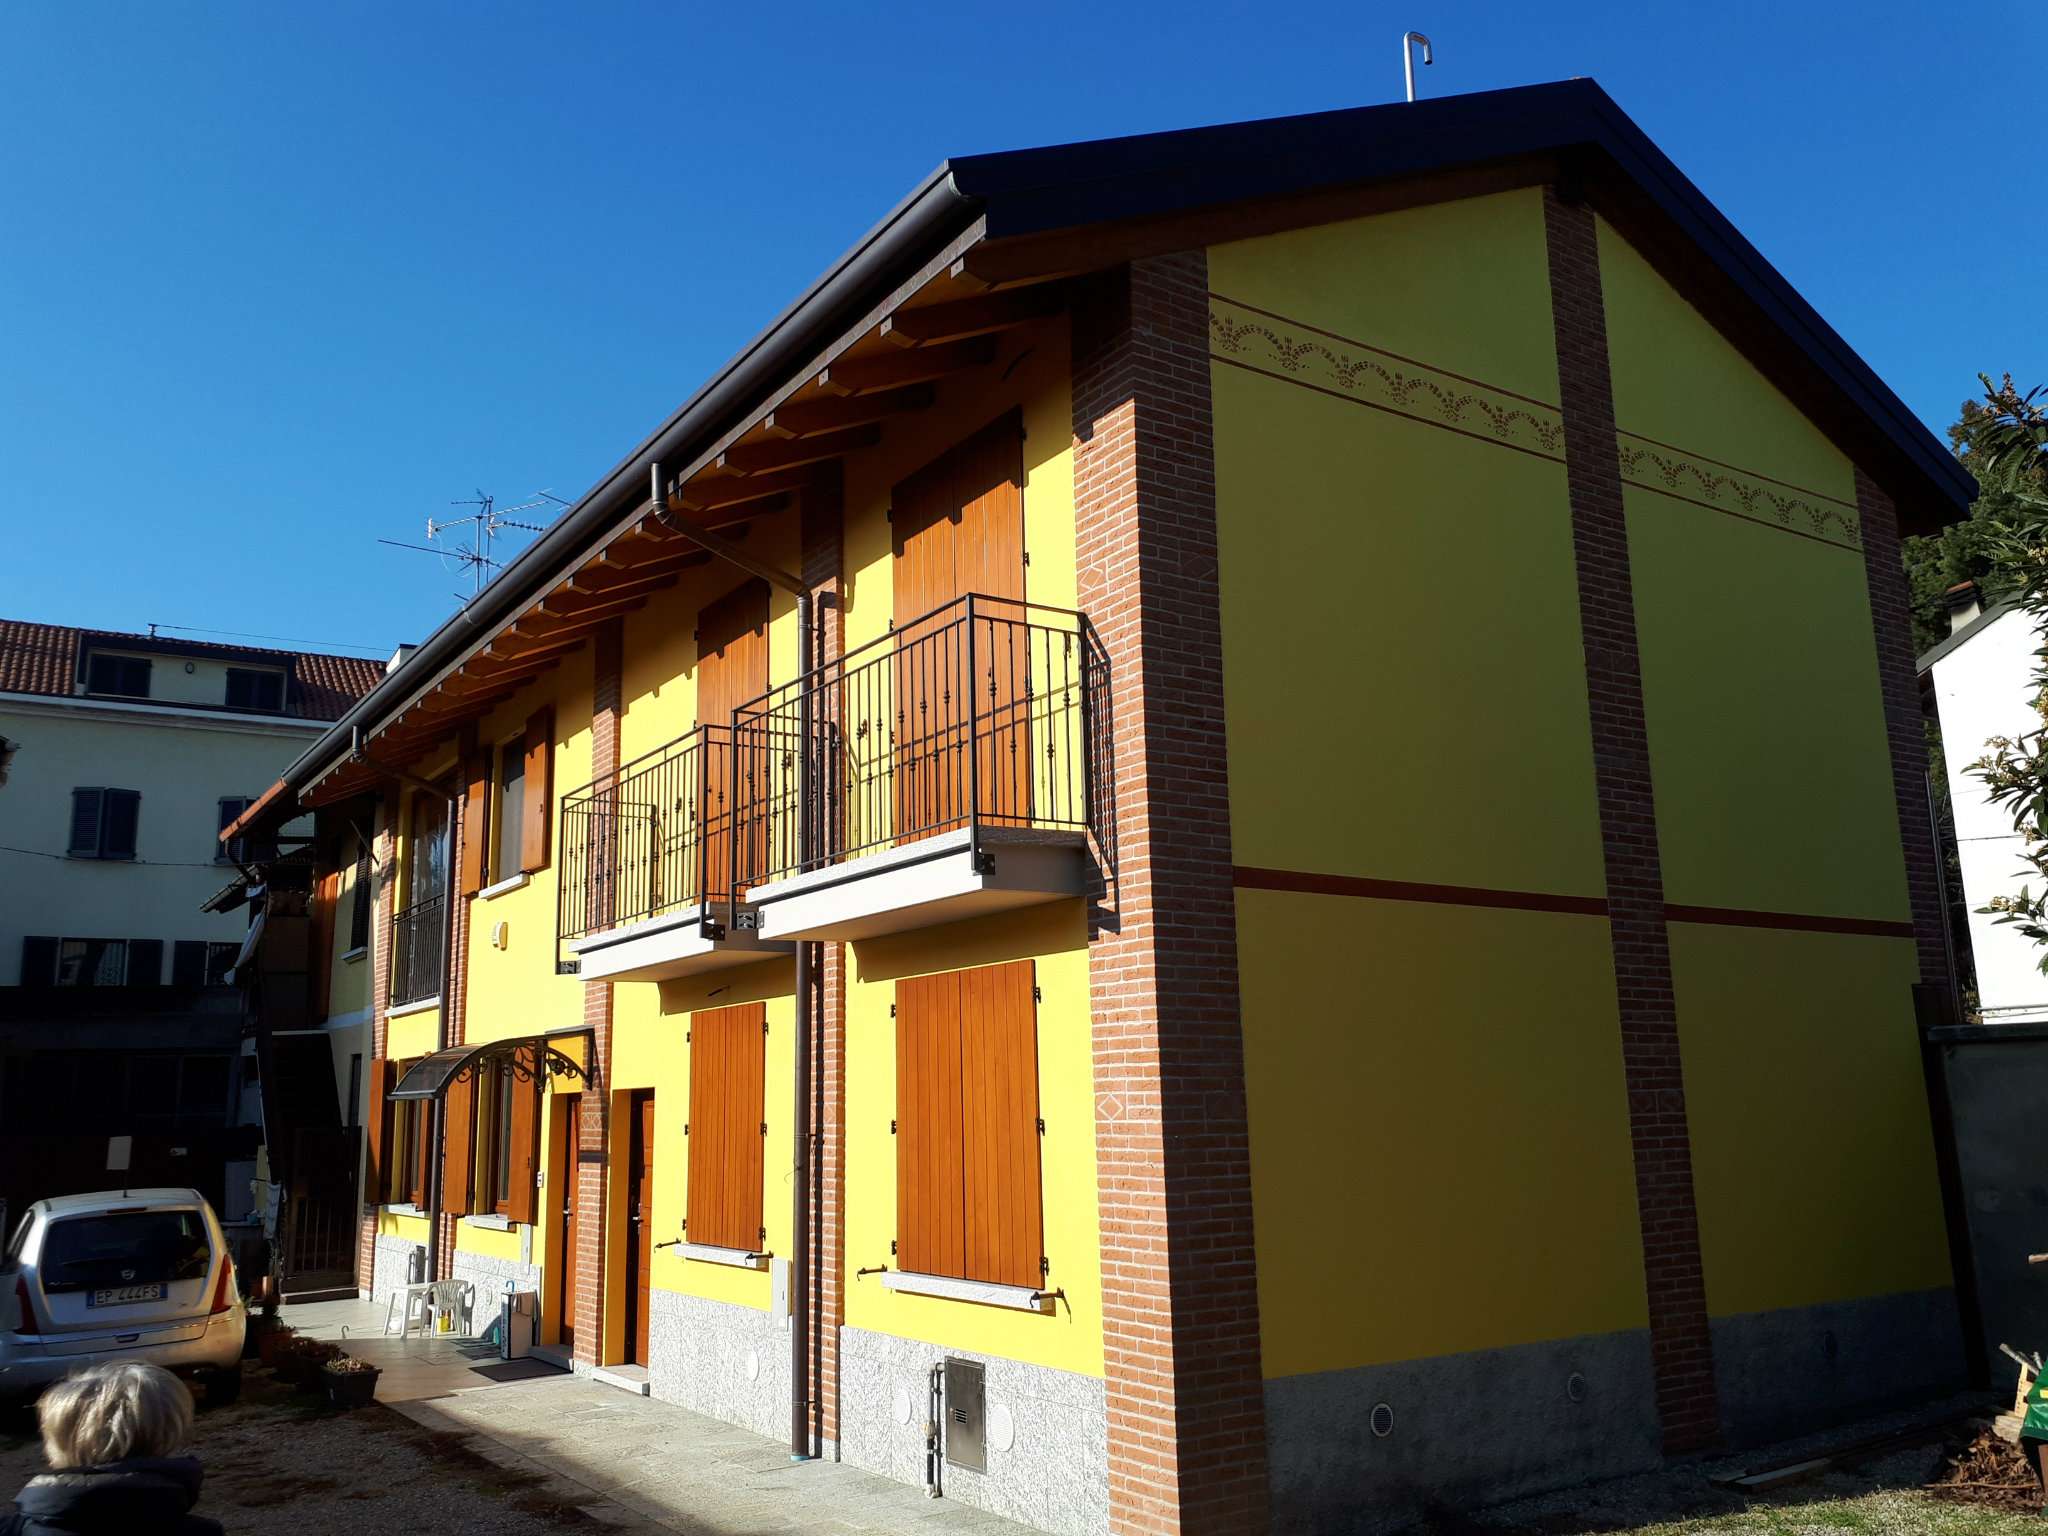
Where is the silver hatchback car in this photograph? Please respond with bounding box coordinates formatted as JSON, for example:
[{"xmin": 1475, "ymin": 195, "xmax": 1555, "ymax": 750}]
[{"xmin": 0, "ymin": 1188, "xmax": 246, "ymax": 1402}]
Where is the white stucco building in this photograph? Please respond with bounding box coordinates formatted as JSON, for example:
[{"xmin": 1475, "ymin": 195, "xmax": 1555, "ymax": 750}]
[{"xmin": 1920, "ymin": 586, "xmax": 2048, "ymax": 1022}]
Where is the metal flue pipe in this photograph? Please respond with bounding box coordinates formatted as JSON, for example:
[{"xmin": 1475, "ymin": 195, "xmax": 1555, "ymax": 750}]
[{"xmin": 1403, "ymin": 30, "xmax": 1434, "ymax": 102}]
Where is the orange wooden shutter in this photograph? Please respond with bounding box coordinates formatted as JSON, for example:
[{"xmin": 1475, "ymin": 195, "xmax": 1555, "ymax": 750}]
[
  {"xmin": 520, "ymin": 708, "xmax": 554, "ymax": 873},
  {"xmin": 685, "ymin": 1004, "xmax": 766, "ymax": 1250},
  {"xmin": 365, "ymin": 1059, "xmax": 394, "ymax": 1206},
  {"xmin": 440, "ymin": 1071, "xmax": 475, "ymax": 1217},
  {"xmin": 895, "ymin": 971, "xmax": 966, "ymax": 1279},
  {"xmin": 696, "ymin": 582, "xmax": 770, "ymax": 898},
  {"xmin": 309, "ymin": 870, "xmax": 337, "ymax": 1025},
  {"xmin": 458, "ymin": 753, "xmax": 488, "ymax": 895},
  {"xmin": 959, "ymin": 960, "xmax": 1042, "ymax": 1288},
  {"xmin": 504, "ymin": 1050, "xmax": 540, "ymax": 1225},
  {"xmin": 410, "ymin": 1091, "xmax": 432, "ymax": 1207}
]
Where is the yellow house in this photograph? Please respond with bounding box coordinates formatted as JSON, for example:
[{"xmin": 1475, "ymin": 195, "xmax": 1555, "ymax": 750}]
[{"xmin": 227, "ymin": 81, "xmax": 1976, "ymax": 1536}]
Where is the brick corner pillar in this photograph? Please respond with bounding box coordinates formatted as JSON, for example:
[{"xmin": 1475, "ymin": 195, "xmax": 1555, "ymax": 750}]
[
  {"xmin": 356, "ymin": 790, "xmax": 398, "ymax": 1293},
  {"xmin": 573, "ymin": 617, "xmax": 626, "ymax": 1366},
  {"xmin": 1855, "ymin": 469, "xmax": 1953, "ymax": 999},
  {"xmin": 1071, "ymin": 251, "xmax": 1272, "ymax": 1534},
  {"xmin": 1543, "ymin": 185, "xmax": 1721, "ymax": 1455},
  {"xmin": 435, "ymin": 747, "xmax": 476, "ymax": 1282},
  {"xmin": 802, "ymin": 465, "xmax": 847, "ymax": 1456}
]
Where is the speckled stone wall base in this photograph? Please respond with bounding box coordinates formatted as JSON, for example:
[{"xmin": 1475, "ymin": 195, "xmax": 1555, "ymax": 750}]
[
  {"xmin": 646, "ymin": 1287, "xmax": 792, "ymax": 1443},
  {"xmin": 369, "ymin": 1232, "xmax": 425, "ymax": 1310},
  {"xmin": 837, "ymin": 1324, "xmax": 1108, "ymax": 1536},
  {"xmin": 450, "ymin": 1244, "xmax": 542, "ymax": 1334}
]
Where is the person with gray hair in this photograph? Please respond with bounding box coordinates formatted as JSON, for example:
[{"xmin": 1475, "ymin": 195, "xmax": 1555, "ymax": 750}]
[{"xmin": 1, "ymin": 1361, "xmax": 222, "ymax": 1534}]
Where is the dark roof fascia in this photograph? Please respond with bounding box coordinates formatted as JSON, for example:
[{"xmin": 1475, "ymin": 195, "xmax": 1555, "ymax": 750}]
[
  {"xmin": 948, "ymin": 79, "xmax": 1973, "ymax": 518},
  {"xmin": 1917, "ymin": 597, "xmax": 2022, "ymax": 674},
  {"xmin": 268, "ymin": 166, "xmax": 982, "ymax": 802},
  {"xmin": 75, "ymin": 631, "xmax": 300, "ymax": 672}
]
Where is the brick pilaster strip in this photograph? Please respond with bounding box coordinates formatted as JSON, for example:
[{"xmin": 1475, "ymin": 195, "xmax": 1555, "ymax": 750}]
[
  {"xmin": 1856, "ymin": 469, "xmax": 1951, "ymax": 996},
  {"xmin": 356, "ymin": 792, "xmax": 398, "ymax": 1292},
  {"xmin": 436, "ymin": 737, "xmax": 475, "ymax": 1281},
  {"xmin": 573, "ymin": 618, "xmax": 625, "ymax": 1364},
  {"xmin": 801, "ymin": 468, "xmax": 846, "ymax": 1453},
  {"xmin": 1544, "ymin": 187, "xmax": 1719, "ymax": 1454},
  {"xmin": 1072, "ymin": 253, "xmax": 1271, "ymax": 1535}
]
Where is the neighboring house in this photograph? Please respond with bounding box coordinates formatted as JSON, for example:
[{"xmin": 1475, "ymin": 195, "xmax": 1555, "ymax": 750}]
[
  {"xmin": 1920, "ymin": 584, "xmax": 2045, "ymax": 1021},
  {"xmin": 223, "ymin": 81, "xmax": 1975, "ymax": 1536},
  {"xmin": 0, "ymin": 620, "xmax": 383, "ymax": 1223}
]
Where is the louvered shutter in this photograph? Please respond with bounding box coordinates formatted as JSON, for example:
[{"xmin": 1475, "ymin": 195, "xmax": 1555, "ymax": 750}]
[
  {"xmin": 20, "ymin": 936, "xmax": 58, "ymax": 987},
  {"xmin": 127, "ymin": 939, "xmax": 164, "ymax": 986},
  {"xmin": 520, "ymin": 708, "xmax": 553, "ymax": 873},
  {"xmin": 68, "ymin": 788, "xmax": 104, "ymax": 856},
  {"xmin": 101, "ymin": 789, "xmax": 140, "ymax": 860}
]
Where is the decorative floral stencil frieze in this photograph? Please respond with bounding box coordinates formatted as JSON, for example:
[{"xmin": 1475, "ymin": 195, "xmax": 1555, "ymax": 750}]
[
  {"xmin": 1208, "ymin": 295, "xmax": 1567, "ymax": 461},
  {"xmin": 1614, "ymin": 435, "xmax": 1861, "ymax": 551}
]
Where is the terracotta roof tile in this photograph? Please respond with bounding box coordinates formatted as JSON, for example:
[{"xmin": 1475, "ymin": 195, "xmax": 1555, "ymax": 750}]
[{"xmin": 0, "ymin": 618, "xmax": 385, "ymax": 722}]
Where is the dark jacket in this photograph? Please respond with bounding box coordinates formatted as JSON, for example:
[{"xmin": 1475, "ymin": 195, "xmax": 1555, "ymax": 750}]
[{"xmin": 0, "ymin": 1457, "xmax": 222, "ymax": 1535}]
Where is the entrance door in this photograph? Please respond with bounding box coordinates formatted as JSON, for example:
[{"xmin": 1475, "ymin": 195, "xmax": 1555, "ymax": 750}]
[
  {"xmin": 549, "ymin": 1092, "xmax": 581, "ymax": 1350},
  {"xmin": 624, "ymin": 1090, "xmax": 656, "ymax": 1367},
  {"xmin": 891, "ymin": 413, "xmax": 1028, "ymax": 843},
  {"xmin": 696, "ymin": 581, "xmax": 771, "ymax": 898}
]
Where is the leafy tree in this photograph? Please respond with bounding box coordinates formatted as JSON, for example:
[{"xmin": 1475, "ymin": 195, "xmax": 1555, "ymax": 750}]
[{"xmin": 1902, "ymin": 383, "xmax": 2040, "ymax": 654}]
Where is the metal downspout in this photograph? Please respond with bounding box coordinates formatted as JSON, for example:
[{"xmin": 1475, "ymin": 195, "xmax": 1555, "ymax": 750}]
[{"xmin": 791, "ymin": 591, "xmax": 814, "ymax": 1460}]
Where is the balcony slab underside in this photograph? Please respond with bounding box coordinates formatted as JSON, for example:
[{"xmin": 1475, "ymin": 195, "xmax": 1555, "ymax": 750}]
[
  {"xmin": 749, "ymin": 826, "xmax": 1088, "ymax": 942},
  {"xmin": 567, "ymin": 903, "xmax": 792, "ymax": 983}
]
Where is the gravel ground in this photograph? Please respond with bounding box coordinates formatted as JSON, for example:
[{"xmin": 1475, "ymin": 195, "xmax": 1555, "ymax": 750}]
[{"xmin": 0, "ymin": 1368, "xmax": 621, "ymax": 1535}]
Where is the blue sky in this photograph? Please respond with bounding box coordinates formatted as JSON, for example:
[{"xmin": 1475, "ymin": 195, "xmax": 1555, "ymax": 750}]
[{"xmin": 3, "ymin": 1, "xmax": 2039, "ymax": 657}]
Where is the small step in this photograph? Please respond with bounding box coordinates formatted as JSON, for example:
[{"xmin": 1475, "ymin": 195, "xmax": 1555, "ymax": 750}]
[
  {"xmin": 593, "ymin": 1364, "xmax": 651, "ymax": 1397},
  {"xmin": 280, "ymin": 1285, "xmax": 360, "ymax": 1305}
]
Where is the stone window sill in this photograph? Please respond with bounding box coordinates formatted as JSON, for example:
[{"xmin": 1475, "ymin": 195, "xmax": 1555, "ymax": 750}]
[
  {"xmin": 678, "ymin": 1243, "xmax": 769, "ymax": 1270},
  {"xmin": 381, "ymin": 1203, "xmax": 424, "ymax": 1217},
  {"xmin": 477, "ymin": 872, "xmax": 530, "ymax": 902},
  {"xmin": 461, "ymin": 1214, "xmax": 517, "ymax": 1231},
  {"xmin": 341, "ymin": 946, "xmax": 368, "ymax": 965},
  {"xmin": 388, "ymin": 997, "xmax": 440, "ymax": 1019},
  {"xmin": 878, "ymin": 1269, "xmax": 1052, "ymax": 1312}
]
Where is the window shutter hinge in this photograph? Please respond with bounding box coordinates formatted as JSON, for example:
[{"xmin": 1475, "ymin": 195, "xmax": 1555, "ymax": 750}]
[
  {"xmin": 759, "ymin": 1226, "xmax": 767, "ymax": 1243},
  {"xmin": 759, "ymin": 1121, "xmax": 768, "ymax": 1136},
  {"xmin": 1033, "ymin": 985, "xmax": 1042, "ymax": 1003},
  {"xmin": 1036, "ymin": 1116, "xmax": 1045, "ymax": 1135},
  {"xmin": 1022, "ymin": 550, "xmax": 1031, "ymax": 567},
  {"xmin": 890, "ymin": 1118, "xmax": 897, "ymax": 1135},
  {"xmin": 684, "ymin": 1030, "xmax": 691, "ymax": 1042},
  {"xmin": 889, "ymin": 1002, "xmax": 896, "ymax": 1018},
  {"xmin": 1040, "ymin": 1256, "xmax": 1050, "ymax": 1278},
  {"xmin": 890, "ymin": 1239, "xmax": 897, "ymax": 1256},
  {"xmin": 683, "ymin": 1123, "xmax": 690, "ymax": 1136},
  {"xmin": 763, "ymin": 1019, "xmax": 769, "ymax": 1035}
]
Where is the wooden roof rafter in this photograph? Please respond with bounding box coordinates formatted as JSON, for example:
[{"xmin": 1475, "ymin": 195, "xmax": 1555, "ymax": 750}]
[{"xmin": 878, "ymin": 283, "xmax": 1064, "ymax": 347}]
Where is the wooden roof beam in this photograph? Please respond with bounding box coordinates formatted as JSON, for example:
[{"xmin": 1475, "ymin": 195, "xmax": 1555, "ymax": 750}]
[
  {"xmin": 813, "ymin": 335, "xmax": 997, "ymax": 397},
  {"xmin": 879, "ymin": 286, "xmax": 1063, "ymax": 348},
  {"xmin": 671, "ymin": 473, "xmax": 805, "ymax": 514},
  {"xmin": 563, "ymin": 567, "xmax": 684, "ymax": 603},
  {"xmin": 715, "ymin": 423, "xmax": 880, "ymax": 477},
  {"xmin": 762, "ymin": 383, "xmax": 934, "ymax": 440}
]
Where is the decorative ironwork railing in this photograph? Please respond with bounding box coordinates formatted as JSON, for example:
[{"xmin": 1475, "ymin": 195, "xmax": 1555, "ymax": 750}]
[
  {"xmin": 389, "ymin": 894, "xmax": 445, "ymax": 1007},
  {"xmin": 557, "ymin": 724, "xmax": 731, "ymax": 943},
  {"xmin": 728, "ymin": 593, "xmax": 1113, "ymax": 896}
]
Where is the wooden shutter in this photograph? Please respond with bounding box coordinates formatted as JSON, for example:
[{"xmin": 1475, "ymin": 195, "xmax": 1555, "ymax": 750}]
[
  {"xmin": 504, "ymin": 1049, "xmax": 541, "ymax": 1225},
  {"xmin": 410, "ymin": 1094, "xmax": 432, "ymax": 1206},
  {"xmin": 20, "ymin": 936, "xmax": 58, "ymax": 987},
  {"xmin": 441, "ymin": 1070, "xmax": 476, "ymax": 1217},
  {"xmin": 68, "ymin": 788, "xmax": 103, "ymax": 857},
  {"xmin": 127, "ymin": 938, "xmax": 164, "ymax": 986},
  {"xmin": 458, "ymin": 755, "xmax": 489, "ymax": 896},
  {"xmin": 686, "ymin": 1004, "xmax": 766, "ymax": 1250},
  {"xmin": 696, "ymin": 581, "xmax": 771, "ymax": 897},
  {"xmin": 101, "ymin": 789, "xmax": 140, "ymax": 859},
  {"xmin": 365, "ymin": 1059, "xmax": 394, "ymax": 1206},
  {"xmin": 520, "ymin": 708, "xmax": 554, "ymax": 873},
  {"xmin": 895, "ymin": 959, "xmax": 1041, "ymax": 1287},
  {"xmin": 309, "ymin": 870, "xmax": 338, "ymax": 1022}
]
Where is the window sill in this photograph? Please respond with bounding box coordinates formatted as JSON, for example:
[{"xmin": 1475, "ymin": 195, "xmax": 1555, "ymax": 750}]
[
  {"xmin": 477, "ymin": 873, "xmax": 530, "ymax": 902},
  {"xmin": 341, "ymin": 947, "xmax": 368, "ymax": 965},
  {"xmin": 461, "ymin": 1214, "xmax": 517, "ymax": 1231},
  {"xmin": 388, "ymin": 997, "xmax": 440, "ymax": 1019},
  {"xmin": 381, "ymin": 1203, "xmax": 425, "ymax": 1217},
  {"xmin": 878, "ymin": 1270, "xmax": 1053, "ymax": 1312},
  {"xmin": 678, "ymin": 1243, "xmax": 769, "ymax": 1270}
]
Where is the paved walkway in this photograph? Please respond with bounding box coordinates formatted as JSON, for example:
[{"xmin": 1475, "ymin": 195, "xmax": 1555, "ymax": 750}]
[{"xmin": 280, "ymin": 1298, "xmax": 1028, "ymax": 1536}]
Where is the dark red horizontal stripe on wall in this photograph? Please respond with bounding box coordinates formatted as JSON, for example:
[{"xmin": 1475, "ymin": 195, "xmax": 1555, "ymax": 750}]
[
  {"xmin": 1230, "ymin": 865, "xmax": 1609, "ymax": 917},
  {"xmin": 1662, "ymin": 903, "xmax": 1916, "ymax": 939}
]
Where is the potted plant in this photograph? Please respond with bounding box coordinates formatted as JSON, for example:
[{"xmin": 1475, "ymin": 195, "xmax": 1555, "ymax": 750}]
[
  {"xmin": 256, "ymin": 1322, "xmax": 297, "ymax": 1369},
  {"xmin": 243, "ymin": 1284, "xmax": 283, "ymax": 1360},
  {"xmin": 322, "ymin": 1354, "xmax": 381, "ymax": 1410},
  {"xmin": 271, "ymin": 1335, "xmax": 341, "ymax": 1390}
]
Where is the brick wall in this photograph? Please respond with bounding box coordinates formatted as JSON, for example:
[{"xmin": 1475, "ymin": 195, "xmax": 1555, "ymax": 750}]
[
  {"xmin": 356, "ymin": 791, "xmax": 397, "ymax": 1292},
  {"xmin": 573, "ymin": 618, "xmax": 625, "ymax": 1364},
  {"xmin": 1544, "ymin": 186, "xmax": 1720, "ymax": 1454},
  {"xmin": 802, "ymin": 468, "xmax": 846, "ymax": 1453},
  {"xmin": 1072, "ymin": 253, "xmax": 1271, "ymax": 1535},
  {"xmin": 435, "ymin": 735, "xmax": 475, "ymax": 1280}
]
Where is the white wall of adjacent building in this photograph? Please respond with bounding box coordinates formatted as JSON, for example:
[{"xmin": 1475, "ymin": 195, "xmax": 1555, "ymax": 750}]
[
  {"xmin": 0, "ymin": 692, "xmax": 321, "ymax": 985},
  {"xmin": 1926, "ymin": 604, "xmax": 2048, "ymax": 1023}
]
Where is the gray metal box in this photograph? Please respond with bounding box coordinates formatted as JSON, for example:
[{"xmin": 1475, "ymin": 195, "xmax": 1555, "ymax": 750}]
[{"xmin": 943, "ymin": 1357, "xmax": 987, "ymax": 1472}]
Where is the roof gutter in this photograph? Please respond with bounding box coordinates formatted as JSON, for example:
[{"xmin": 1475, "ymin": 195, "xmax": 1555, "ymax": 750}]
[{"xmin": 265, "ymin": 164, "xmax": 981, "ymax": 803}]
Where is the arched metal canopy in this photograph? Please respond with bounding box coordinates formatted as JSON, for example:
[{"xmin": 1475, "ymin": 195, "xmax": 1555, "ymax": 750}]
[{"xmin": 390, "ymin": 1031, "xmax": 591, "ymax": 1101}]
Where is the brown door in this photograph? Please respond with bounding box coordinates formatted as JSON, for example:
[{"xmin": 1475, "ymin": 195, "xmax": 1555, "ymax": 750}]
[
  {"xmin": 625, "ymin": 1090, "xmax": 656, "ymax": 1367},
  {"xmin": 891, "ymin": 414, "xmax": 1028, "ymax": 844},
  {"xmin": 697, "ymin": 581, "xmax": 771, "ymax": 898},
  {"xmin": 550, "ymin": 1092, "xmax": 581, "ymax": 1350}
]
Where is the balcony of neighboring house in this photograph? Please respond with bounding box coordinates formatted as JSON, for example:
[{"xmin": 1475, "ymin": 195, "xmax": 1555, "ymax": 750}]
[
  {"xmin": 731, "ymin": 592, "xmax": 1113, "ymax": 942},
  {"xmin": 557, "ymin": 723, "xmax": 793, "ymax": 983},
  {"xmin": 388, "ymin": 893, "xmax": 445, "ymax": 1010}
]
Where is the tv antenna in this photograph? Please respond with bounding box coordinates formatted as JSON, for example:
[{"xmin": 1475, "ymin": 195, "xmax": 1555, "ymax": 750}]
[{"xmin": 378, "ymin": 489, "xmax": 563, "ymax": 603}]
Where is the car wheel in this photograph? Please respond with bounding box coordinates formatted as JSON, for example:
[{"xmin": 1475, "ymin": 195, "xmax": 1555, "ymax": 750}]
[{"xmin": 200, "ymin": 1365, "xmax": 242, "ymax": 1407}]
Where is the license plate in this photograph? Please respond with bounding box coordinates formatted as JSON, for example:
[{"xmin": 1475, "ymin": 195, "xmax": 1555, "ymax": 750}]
[{"xmin": 87, "ymin": 1283, "xmax": 166, "ymax": 1308}]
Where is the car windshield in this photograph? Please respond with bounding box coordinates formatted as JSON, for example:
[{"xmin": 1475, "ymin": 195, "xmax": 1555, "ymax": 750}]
[{"xmin": 39, "ymin": 1210, "xmax": 210, "ymax": 1293}]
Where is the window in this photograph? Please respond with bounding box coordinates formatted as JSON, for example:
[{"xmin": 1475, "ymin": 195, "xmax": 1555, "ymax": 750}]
[
  {"xmin": 407, "ymin": 792, "xmax": 449, "ymax": 908},
  {"xmin": 469, "ymin": 1063, "xmax": 520, "ymax": 1213},
  {"xmin": 448, "ymin": 1055, "xmax": 537, "ymax": 1221},
  {"xmin": 459, "ymin": 709, "xmax": 552, "ymax": 896},
  {"xmin": 170, "ymin": 940, "xmax": 239, "ymax": 988},
  {"xmin": 68, "ymin": 787, "xmax": 141, "ymax": 859},
  {"xmin": 348, "ymin": 842, "xmax": 373, "ymax": 951},
  {"xmin": 224, "ymin": 667, "xmax": 285, "ymax": 712},
  {"xmin": 56, "ymin": 938, "xmax": 128, "ymax": 986},
  {"xmin": 894, "ymin": 959, "xmax": 1043, "ymax": 1289},
  {"xmin": 217, "ymin": 797, "xmax": 253, "ymax": 864},
  {"xmin": 686, "ymin": 1004, "xmax": 767, "ymax": 1251},
  {"xmin": 346, "ymin": 1055, "xmax": 362, "ymax": 1130},
  {"xmin": 85, "ymin": 654, "xmax": 150, "ymax": 699},
  {"xmin": 492, "ymin": 739, "xmax": 525, "ymax": 885}
]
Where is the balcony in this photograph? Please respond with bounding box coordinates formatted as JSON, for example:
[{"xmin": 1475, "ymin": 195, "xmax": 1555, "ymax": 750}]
[
  {"xmin": 389, "ymin": 894, "xmax": 445, "ymax": 1009},
  {"xmin": 729, "ymin": 593, "xmax": 1112, "ymax": 941},
  {"xmin": 557, "ymin": 724, "xmax": 792, "ymax": 983}
]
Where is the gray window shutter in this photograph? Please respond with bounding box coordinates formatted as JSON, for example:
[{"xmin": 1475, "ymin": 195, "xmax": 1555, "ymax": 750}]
[
  {"xmin": 69, "ymin": 788, "xmax": 104, "ymax": 856},
  {"xmin": 172, "ymin": 940, "xmax": 207, "ymax": 988},
  {"xmin": 102, "ymin": 789, "xmax": 141, "ymax": 860},
  {"xmin": 20, "ymin": 936, "xmax": 58, "ymax": 986},
  {"xmin": 128, "ymin": 938, "xmax": 164, "ymax": 986}
]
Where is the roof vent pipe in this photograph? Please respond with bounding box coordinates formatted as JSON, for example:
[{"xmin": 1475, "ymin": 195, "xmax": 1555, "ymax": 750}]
[{"xmin": 1403, "ymin": 31, "xmax": 1433, "ymax": 102}]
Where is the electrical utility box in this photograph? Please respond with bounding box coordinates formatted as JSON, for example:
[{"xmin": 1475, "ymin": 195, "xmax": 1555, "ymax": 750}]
[{"xmin": 944, "ymin": 1357, "xmax": 987, "ymax": 1473}]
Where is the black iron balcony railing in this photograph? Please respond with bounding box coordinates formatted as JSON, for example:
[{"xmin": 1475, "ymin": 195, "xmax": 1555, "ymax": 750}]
[
  {"xmin": 389, "ymin": 894, "xmax": 445, "ymax": 1008},
  {"xmin": 729, "ymin": 593, "xmax": 1113, "ymax": 895},
  {"xmin": 557, "ymin": 724, "xmax": 730, "ymax": 943}
]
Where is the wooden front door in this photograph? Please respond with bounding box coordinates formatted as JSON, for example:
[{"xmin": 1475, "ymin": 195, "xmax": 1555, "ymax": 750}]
[
  {"xmin": 697, "ymin": 581, "xmax": 771, "ymax": 898},
  {"xmin": 549, "ymin": 1092, "xmax": 581, "ymax": 1350},
  {"xmin": 624, "ymin": 1090, "xmax": 656, "ymax": 1367},
  {"xmin": 891, "ymin": 413, "xmax": 1027, "ymax": 843}
]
